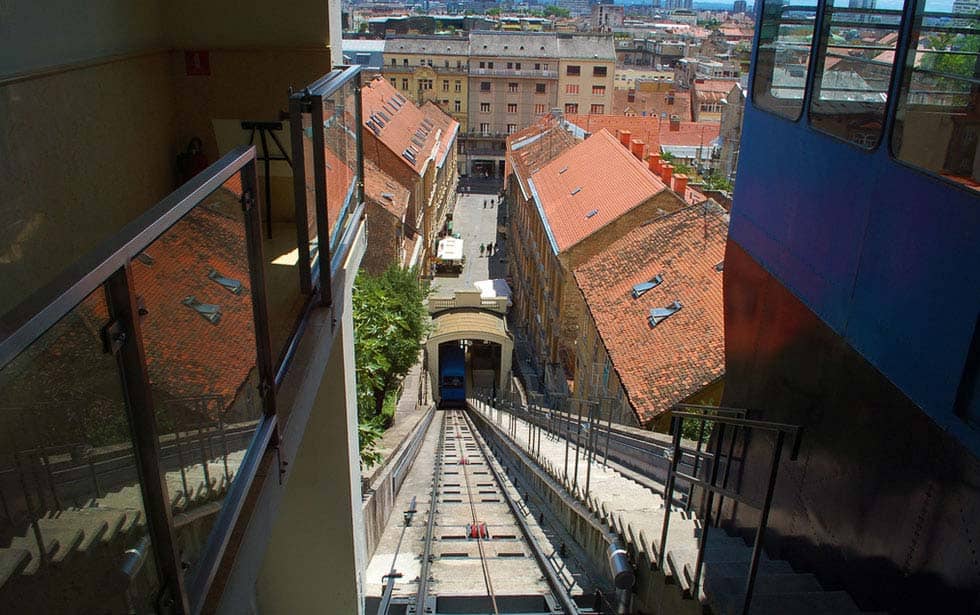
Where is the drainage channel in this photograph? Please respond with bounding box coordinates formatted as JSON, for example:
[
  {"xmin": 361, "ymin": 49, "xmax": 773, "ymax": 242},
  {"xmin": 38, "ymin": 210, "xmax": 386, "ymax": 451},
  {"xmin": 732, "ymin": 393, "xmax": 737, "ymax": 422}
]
[{"xmin": 365, "ymin": 409, "xmax": 599, "ymax": 615}]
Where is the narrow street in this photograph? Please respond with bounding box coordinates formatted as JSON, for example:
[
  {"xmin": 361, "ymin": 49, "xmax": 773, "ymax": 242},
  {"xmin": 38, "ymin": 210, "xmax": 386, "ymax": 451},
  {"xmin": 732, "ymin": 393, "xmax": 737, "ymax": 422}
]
[{"xmin": 431, "ymin": 178, "xmax": 508, "ymax": 295}]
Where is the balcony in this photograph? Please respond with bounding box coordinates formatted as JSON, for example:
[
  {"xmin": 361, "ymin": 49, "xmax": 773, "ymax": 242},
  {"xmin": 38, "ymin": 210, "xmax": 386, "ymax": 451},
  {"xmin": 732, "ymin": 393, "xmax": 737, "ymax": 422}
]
[
  {"xmin": 383, "ymin": 65, "xmax": 468, "ymax": 76},
  {"xmin": 469, "ymin": 67, "xmax": 558, "ymax": 79},
  {"xmin": 0, "ymin": 66, "xmax": 365, "ymax": 614}
]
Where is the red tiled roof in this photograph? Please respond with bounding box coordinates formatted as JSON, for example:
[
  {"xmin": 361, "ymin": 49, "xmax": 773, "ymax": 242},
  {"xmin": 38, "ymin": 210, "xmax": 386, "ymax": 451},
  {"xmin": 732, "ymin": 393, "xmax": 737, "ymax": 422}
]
[
  {"xmin": 530, "ymin": 130, "xmax": 667, "ymax": 253},
  {"xmin": 612, "ymin": 88, "xmax": 693, "ymax": 121},
  {"xmin": 573, "ymin": 203, "xmax": 728, "ymax": 425},
  {"xmin": 361, "ymin": 77, "xmax": 458, "ymax": 177},
  {"xmin": 693, "ymin": 80, "xmax": 739, "ymax": 94},
  {"xmin": 658, "ymin": 122, "xmax": 720, "ymax": 148},
  {"xmin": 364, "ymin": 159, "xmax": 410, "ymax": 220},
  {"xmin": 565, "ymin": 114, "xmax": 720, "ymax": 150},
  {"xmin": 420, "ymin": 101, "xmax": 459, "ymax": 169},
  {"xmin": 133, "ymin": 189, "xmax": 257, "ymax": 419},
  {"xmin": 506, "ymin": 117, "xmax": 580, "ymax": 196}
]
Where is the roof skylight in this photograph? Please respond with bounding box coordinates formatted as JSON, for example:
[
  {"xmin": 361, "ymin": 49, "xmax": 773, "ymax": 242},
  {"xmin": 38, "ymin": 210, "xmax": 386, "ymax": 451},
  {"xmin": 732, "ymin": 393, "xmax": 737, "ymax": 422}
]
[
  {"xmin": 585, "ymin": 208, "xmax": 598, "ymax": 218},
  {"xmin": 183, "ymin": 296, "xmax": 222, "ymax": 324},
  {"xmin": 571, "ymin": 187, "xmax": 582, "ymax": 195},
  {"xmin": 632, "ymin": 274, "xmax": 663, "ymax": 298},
  {"xmin": 208, "ymin": 269, "xmax": 244, "ymax": 295},
  {"xmin": 649, "ymin": 300, "xmax": 682, "ymax": 328}
]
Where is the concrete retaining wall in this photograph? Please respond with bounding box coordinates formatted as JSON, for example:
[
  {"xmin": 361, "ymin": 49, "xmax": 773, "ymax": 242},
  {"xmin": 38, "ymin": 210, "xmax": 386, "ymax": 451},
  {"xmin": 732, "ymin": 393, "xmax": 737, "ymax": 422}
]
[{"xmin": 361, "ymin": 406, "xmax": 435, "ymax": 560}]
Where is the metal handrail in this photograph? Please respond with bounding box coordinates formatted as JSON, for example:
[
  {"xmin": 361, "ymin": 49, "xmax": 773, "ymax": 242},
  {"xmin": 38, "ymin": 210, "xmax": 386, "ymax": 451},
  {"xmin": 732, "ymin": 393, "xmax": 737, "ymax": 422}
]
[{"xmin": 659, "ymin": 405, "xmax": 803, "ymax": 615}]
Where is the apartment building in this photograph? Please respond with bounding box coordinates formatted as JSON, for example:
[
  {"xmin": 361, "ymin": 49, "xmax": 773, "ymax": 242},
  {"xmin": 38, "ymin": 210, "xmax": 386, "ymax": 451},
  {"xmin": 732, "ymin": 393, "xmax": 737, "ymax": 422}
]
[
  {"xmin": 571, "ymin": 202, "xmax": 728, "ymax": 429},
  {"xmin": 718, "ymin": 82, "xmax": 746, "ymax": 181},
  {"xmin": 361, "ymin": 77, "xmax": 460, "ymax": 270},
  {"xmin": 691, "ymin": 79, "xmax": 739, "ymax": 122},
  {"xmin": 381, "ymin": 36, "xmax": 470, "ymax": 133},
  {"xmin": 467, "ymin": 32, "xmax": 561, "ymax": 177},
  {"xmin": 556, "ymin": 34, "xmax": 616, "ymax": 117},
  {"xmin": 506, "ymin": 121, "xmax": 692, "ymax": 389}
]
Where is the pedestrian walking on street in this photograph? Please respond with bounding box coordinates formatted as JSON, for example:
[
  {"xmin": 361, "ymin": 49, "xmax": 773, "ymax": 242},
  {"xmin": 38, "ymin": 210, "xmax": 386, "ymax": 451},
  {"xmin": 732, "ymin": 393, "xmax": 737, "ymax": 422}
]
[
  {"xmin": 483, "ymin": 199, "xmax": 487, "ymax": 209},
  {"xmin": 488, "ymin": 242, "xmax": 494, "ymax": 256},
  {"xmin": 480, "ymin": 243, "xmax": 485, "ymax": 257}
]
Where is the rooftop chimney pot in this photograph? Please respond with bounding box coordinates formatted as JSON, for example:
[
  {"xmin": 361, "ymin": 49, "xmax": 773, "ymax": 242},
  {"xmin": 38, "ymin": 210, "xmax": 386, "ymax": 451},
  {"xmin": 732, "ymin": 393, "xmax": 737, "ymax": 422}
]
[
  {"xmin": 619, "ymin": 129, "xmax": 632, "ymax": 147},
  {"xmin": 630, "ymin": 139, "xmax": 645, "ymax": 160},
  {"xmin": 673, "ymin": 173, "xmax": 689, "ymax": 195},
  {"xmin": 661, "ymin": 163, "xmax": 674, "ymax": 184}
]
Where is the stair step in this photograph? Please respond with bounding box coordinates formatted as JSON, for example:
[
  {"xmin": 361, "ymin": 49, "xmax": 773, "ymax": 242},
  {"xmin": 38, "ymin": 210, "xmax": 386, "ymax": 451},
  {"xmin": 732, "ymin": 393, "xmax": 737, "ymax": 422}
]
[
  {"xmin": 9, "ymin": 533, "xmax": 58, "ymax": 574},
  {"xmin": 33, "ymin": 520, "xmax": 84, "ymax": 562},
  {"xmin": 732, "ymin": 590, "xmax": 863, "ymax": 615},
  {"xmin": 667, "ymin": 546, "xmax": 772, "ymax": 592},
  {"xmin": 39, "ymin": 514, "xmax": 108, "ymax": 552},
  {"xmin": 0, "ymin": 548, "xmax": 30, "ymax": 588},
  {"xmin": 701, "ymin": 573, "xmax": 824, "ymax": 610}
]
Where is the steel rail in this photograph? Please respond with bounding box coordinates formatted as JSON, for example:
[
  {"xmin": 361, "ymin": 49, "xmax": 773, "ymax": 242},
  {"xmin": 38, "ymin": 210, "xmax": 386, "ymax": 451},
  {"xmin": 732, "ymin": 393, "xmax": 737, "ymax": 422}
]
[
  {"xmin": 415, "ymin": 411, "xmax": 447, "ymax": 613},
  {"xmin": 454, "ymin": 410, "xmax": 500, "ymax": 614},
  {"xmin": 462, "ymin": 409, "xmax": 581, "ymax": 615}
]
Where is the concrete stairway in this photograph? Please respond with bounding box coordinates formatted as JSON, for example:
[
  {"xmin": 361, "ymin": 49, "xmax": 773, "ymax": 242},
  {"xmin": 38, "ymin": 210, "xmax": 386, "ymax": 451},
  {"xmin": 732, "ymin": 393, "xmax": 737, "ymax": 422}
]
[{"xmin": 470, "ymin": 401, "xmax": 886, "ymax": 615}]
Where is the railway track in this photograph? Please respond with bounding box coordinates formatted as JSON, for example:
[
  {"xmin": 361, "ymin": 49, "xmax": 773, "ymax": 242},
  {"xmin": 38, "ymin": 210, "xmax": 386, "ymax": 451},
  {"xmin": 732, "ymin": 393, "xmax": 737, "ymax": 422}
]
[{"xmin": 366, "ymin": 409, "xmax": 593, "ymax": 615}]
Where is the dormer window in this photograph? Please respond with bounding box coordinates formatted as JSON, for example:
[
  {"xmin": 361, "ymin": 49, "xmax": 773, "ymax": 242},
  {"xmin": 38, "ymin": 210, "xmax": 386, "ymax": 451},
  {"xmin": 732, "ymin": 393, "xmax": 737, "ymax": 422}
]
[
  {"xmin": 208, "ymin": 268, "xmax": 244, "ymax": 295},
  {"xmin": 632, "ymin": 274, "xmax": 663, "ymax": 299},
  {"xmin": 649, "ymin": 301, "xmax": 682, "ymax": 327},
  {"xmin": 183, "ymin": 296, "xmax": 221, "ymax": 324}
]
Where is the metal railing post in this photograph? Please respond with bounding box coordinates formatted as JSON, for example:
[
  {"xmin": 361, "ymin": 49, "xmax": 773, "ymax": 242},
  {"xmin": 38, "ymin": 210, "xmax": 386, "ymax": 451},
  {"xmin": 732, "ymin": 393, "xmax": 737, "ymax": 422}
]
[
  {"xmin": 658, "ymin": 417, "xmax": 684, "ymax": 570},
  {"xmin": 742, "ymin": 430, "xmax": 786, "ymax": 615},
  {"xmin": 691, "ymin": 422, "xmax": 727, "ymax": 599}
]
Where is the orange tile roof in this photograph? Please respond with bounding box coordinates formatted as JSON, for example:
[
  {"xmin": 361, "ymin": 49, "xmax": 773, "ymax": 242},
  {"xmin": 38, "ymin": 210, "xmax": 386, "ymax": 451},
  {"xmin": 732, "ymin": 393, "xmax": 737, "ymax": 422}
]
[
  {"xmin": 506, "ymin": 117, "xmax": 579, "ymax": 196},
  {"xmin": 693, "ymin": 80, "xmax": 739, "ymax": 94},
  {"xmin": 361, "ymin": 77, "xmax": 459, "ymax": 177},
  {"xmin": 565, "ymin": 114, "xmax": 721, "ymax": 150},
  {"xmin": 573, "ymin": 202, "xmax": 728, "ymax": 425},
  {"xmin": 612, "ymin": 88, "xmax": 693, "ymax": 121},
  {"xmin": 529, "ymin": 130, "xmax": 667, "ymax": 253},
  {"xmin": 364, "ymin": 159, "xmax": 410, "ymax": 220},
  {"xmin": 658, "ymin": 122, "xmax": 720, "ymax": 148},
  {"xmin": 133, "ymin": 189, "xmax": 257, "ymax": 418}
]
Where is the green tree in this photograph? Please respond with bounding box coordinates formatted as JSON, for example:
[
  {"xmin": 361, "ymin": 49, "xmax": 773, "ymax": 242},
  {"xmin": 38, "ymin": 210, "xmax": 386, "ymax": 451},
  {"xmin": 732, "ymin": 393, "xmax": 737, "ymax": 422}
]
[
  {"xmin": 486, "ymin": 7, "xmax": 501, "ymax": 16},
  {"xmin": 543, "ymin": 5, "xmax": 570, "ymax": 17},
  {"xmin": 352, "ymin": 265, "xmax": 430, "ymax": 465}
]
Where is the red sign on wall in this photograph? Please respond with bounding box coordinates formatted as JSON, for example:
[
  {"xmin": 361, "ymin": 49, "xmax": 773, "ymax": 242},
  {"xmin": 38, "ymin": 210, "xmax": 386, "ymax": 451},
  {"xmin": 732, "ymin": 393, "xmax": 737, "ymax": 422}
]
[{"xmin": 185, "ymin": 51, "xmax": 211, "ymax": 76}]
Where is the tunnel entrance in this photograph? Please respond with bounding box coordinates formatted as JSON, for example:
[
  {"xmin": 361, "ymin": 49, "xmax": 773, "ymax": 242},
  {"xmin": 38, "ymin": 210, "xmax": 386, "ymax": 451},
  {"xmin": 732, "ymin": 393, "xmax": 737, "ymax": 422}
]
[
  {"xmin": 437, "ymin": 340, "xmax": 502, "ymax": 408},
  {"xmin": 426, "ymin": 303, "xmax": 513, "ymax": 408}
]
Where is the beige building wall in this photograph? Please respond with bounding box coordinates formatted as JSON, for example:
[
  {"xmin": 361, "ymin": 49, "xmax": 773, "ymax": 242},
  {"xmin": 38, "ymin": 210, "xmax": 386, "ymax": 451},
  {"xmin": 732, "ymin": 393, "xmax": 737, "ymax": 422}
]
[
  {"xmin": 557, "ymin": 58, "xmax": 615, "ymax": 115},
  {"xmin": 382, "ymin": 55, "xmax": 469, "ymax": 130},
  {"xmin": 468, "ymin": 62, "xmax": 559, "ymax": 136}
]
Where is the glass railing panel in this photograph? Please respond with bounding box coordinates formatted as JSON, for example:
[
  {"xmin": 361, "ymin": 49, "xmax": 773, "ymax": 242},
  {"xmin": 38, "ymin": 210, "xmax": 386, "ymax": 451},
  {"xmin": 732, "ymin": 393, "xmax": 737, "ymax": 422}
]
[
  {"xmin": 320, "ymin": 71, "xmax": 361, "ymax": 252},
  {"xmin": 299, "ymin": 109, "xmax": 320, "ymax": 279},
  {"xmin": 130, "ymin": 171, "xmax": 263, "ymax": 584},
  {"xmin": 0, "ymin": 288, "xmax": 160, "ymax": 613},
  {"xmin": 258, "ymin": 142, "xmax": 307, "ymax": 367}
]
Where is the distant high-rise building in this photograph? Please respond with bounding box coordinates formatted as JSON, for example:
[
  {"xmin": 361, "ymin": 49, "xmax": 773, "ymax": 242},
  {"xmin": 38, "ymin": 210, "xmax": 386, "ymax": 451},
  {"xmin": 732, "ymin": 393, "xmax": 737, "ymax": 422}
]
[
  {"xmin": 847, "ymin": 0, "xmax": 876, "ymax": 8},
  {"xmin": 734, "ymin": 0, "xmax": 748, "ymax": 12}
]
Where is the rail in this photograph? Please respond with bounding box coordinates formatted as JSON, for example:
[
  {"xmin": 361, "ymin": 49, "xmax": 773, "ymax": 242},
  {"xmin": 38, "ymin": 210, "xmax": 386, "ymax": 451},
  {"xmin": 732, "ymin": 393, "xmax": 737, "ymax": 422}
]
[
  {"xmin": 460, "ymin": 409, "xmax": 581, "ymax": 615},
  {"xmin": 659, "ymin": 405, "xmax": 803, "ymax": 615}
]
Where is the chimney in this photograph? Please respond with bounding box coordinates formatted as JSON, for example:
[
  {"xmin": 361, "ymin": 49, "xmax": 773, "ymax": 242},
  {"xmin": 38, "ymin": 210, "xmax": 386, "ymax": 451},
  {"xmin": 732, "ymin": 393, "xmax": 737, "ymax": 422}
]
[
  {"xmin": 630, "ymin": 139, "xmax": 645, "ymax": 160},
  {"xmin": 661, "ymin": 163, "xmax": 673, "ymax": 184},
  {"xmin": 648, "ymin": 153, "xmax": 661, "ymax": 174},
  {"xmin": 673, "ymin": 173, "xmax": 688, "ymax": 195},
  {"xmin": 618, "ymin": 129, "xmax": 632, "ymax": 147},
  {"xmin": 669, "ymin": 115, "xmax": 681, "ymax": 132}
]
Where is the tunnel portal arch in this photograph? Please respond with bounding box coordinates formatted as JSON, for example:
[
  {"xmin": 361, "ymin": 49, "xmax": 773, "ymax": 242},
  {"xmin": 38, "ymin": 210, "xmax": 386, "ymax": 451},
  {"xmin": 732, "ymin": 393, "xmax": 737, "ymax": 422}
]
[{"xmin": 425, "ymin": 309, "xmax": 513, "ymax": 406}]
